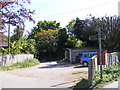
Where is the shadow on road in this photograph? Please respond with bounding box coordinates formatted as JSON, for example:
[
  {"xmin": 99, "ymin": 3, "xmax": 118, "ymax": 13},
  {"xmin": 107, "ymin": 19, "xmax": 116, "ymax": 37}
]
[
  {"xmin": 50, "ymin": 81, "xmax": 75, "ymax": 87},
  {"xmin": 38, "ymin": 63, "xmax": 72, "ymax": 69},
  {"xmin": 38, "ymin": 62, "xmax": 85, "ymax": 69},
  {"xmin": 74, "ymin": 66, "xmax": 88, "ymax": 68}
]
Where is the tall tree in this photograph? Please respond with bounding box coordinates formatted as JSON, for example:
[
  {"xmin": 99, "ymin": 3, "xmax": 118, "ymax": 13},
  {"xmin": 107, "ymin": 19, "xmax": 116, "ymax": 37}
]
[
  {"xmin": 73, "ymin": 17, "xmax": 85, "ymax": 40},
  {"xmin": 0, "ymin": 0, "xmax": 35, "ymax": 28},
  {"xmin": 11, "ymin": 26, "xmax": 24, "ymax": 41},
  {"xmin": 66, "ymin": 19, "xmax": 75, "ymax": 35},
  {"xmin": 66, "ymin": 17, "xmax": 98, "ymax": 47},
  {"xmin": 29, "ymin": 20, "xmax": 61, "ymax": 39},
  {"xmin": 100, "ymin": 16, "xmax": 120, "ymax": 50},
  {"xmin": 34, "ymin": 29, "xmax": 59, "ymax": 60}
]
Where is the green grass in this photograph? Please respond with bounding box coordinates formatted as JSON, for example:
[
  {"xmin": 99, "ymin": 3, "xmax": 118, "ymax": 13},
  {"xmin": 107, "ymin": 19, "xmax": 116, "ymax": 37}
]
[
  {"xmin": 0, "ymin": 58, "xmax": 40, "ymax": 71},
  {"xmin": 72, "ymin": 71, "xmax": 88, "ymax": 75},
  {"xmin": 74, "ymin": 78, "xmax": 89, "ymax": 88},
  {"xmin": 92, "ymin": 63, "xmax": 120, "ymax": 88},
  {"xmin": 73, "ymin": 63, "xmax": 120, "ymax": 88}
]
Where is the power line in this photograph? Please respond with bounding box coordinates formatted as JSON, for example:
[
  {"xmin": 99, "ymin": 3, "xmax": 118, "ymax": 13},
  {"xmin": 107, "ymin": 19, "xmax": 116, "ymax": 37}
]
[{"xmin": 34, "ymin": 1, "xmax": 116, "ymax": 18}]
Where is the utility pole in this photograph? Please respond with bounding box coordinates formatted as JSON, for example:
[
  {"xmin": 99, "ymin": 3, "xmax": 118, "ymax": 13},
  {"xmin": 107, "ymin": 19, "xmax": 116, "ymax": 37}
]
[
  {"xmin": 8, "ymin": 18, "xmax": 10, "ymax": 54},
  {"xmin": 98, "ymin": 20, "xmax": 103, "ymax": 79}
]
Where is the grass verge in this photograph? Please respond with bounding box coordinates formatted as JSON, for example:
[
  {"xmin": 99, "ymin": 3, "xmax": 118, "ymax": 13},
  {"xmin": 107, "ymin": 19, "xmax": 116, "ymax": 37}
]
[
  {"xmin": 92, "ymin": 63, "xmax": 120, "ymax": 88},
  {"xmin": 72, "ymin": 71, "xmax": 88, "ymax": 75},
  {"xmin": 0, "ymin": 58, "xmax": 40, "ymax": 71},
  {"xmin": 73, "ymin": 78, "xmax": 89, "ymax": 88},
  {"xmin": 73, "ymin": 63, "xmax": 120, "ymax": 88}
]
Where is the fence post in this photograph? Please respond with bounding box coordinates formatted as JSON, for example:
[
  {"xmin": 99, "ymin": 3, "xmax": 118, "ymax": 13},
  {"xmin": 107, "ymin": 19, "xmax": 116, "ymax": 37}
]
[
  {"xmin": 88, "ymin": 58, "xmax": 93, "ymax": 87},
  {"xmin": 108, "ymin": 54, "xmax": 110, "ymax": 66},
  {"xmin": 111, "ymin": 54, "xmax": 113, "ymax": 65},
  {"xmin": 69, "ymin": 49, "xmax": 72, "ymax": 63}
]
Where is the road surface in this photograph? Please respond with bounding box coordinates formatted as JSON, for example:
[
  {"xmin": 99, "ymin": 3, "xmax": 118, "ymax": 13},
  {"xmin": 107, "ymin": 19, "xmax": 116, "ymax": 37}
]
[{"xmin": 0, "ymin": 61, "xmax": 88, "ymax": 89}]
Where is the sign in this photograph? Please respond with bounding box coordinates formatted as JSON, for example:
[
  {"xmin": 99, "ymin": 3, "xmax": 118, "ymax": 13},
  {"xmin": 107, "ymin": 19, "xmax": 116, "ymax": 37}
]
[
  {"xmin": 89, "ymin": 34, "xmax": 106, "ymax": 41},
  {"xmin": 97, "ymin": 50, "xmax": 107, "ymax": 65}
]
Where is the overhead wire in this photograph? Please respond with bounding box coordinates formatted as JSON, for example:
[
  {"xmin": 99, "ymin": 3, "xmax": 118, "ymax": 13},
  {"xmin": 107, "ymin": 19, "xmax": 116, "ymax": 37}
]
[{"xmin": 33, "ymin": 1, "xmax": 117, "ymax": 19}]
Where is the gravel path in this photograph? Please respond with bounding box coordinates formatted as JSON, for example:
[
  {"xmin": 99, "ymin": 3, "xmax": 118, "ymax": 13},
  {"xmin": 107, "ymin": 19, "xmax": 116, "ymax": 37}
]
[{"xmin": 0, "ymin": 61, "xmax": 88, "ymax": 88}]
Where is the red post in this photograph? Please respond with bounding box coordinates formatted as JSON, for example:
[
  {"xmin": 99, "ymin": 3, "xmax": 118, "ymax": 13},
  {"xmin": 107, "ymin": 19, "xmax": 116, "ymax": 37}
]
[{"xmin": 97, "ymin": 50, "xmax": 107, "ymax": 65}]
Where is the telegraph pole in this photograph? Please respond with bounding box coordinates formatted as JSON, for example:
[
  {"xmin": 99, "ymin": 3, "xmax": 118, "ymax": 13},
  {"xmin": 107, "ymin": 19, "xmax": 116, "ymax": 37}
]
[
  {"xmin": 8, "ymin": 18, "xmax": 10, "ymax": 54},
  {"xmin": 98, "ymin": 28, "xmax": 102, "ymax": 79},
  {"xmin": 97, "ymin": 18, "xmax": 103, "ymax": 79}
]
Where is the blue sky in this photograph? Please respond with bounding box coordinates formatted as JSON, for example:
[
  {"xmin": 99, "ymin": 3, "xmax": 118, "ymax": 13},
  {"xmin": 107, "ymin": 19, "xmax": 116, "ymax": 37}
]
[{"xmin": 25, "ymin": 0, "xmax": 119, "ymax": 32}]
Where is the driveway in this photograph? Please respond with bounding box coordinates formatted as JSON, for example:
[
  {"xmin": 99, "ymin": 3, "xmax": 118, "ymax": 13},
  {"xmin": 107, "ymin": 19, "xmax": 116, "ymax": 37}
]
[{"xmin": 0, "ymin": 61, "xmax": 88, "ymax": 88}]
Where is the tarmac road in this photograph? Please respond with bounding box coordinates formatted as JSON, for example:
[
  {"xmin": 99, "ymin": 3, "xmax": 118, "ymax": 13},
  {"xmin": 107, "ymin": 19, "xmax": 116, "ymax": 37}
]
[{"xmin": 0, "ymin": 61, "xmax": 88, "ymax": 89}]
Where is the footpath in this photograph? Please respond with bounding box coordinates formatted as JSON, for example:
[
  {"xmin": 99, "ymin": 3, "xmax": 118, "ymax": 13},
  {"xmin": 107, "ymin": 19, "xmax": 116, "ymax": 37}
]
[{"xmin": 103, "ymin": 79, "xmax": 120, "ymax": 89}]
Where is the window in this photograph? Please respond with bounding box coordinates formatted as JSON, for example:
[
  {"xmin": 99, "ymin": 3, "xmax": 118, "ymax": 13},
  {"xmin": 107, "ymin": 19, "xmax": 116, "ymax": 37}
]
[{"xmin": 84, "ymin": 54, "xmax": 91, "ymax": 57}]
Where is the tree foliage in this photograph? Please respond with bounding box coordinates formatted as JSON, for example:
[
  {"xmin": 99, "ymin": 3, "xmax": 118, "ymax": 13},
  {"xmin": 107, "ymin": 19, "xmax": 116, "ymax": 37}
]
[
  {"xmin": 0, "ymin": 0, "xmax": 35, "ymax": 28},
  {"xmin": 2, "ymin": 38, "xmax": 36, "ymax": 54},
  {"xmin": 57, "ymin": 28, "xmax": 68, "ymax": 49},
  {"xmin": 11, "ymin": 26, "xmax": 24, "ymax": 41},
  {"xmin": 66, "ymin": 17, "xmax": 98, "ymax": 47},
  {"xmin": 66, "ymin": 16, "xmax": 120, "ymax": 50},
  {"xmin": 34, "ymin": 29, "xmax": 59, "ymax": 60},
  {"xmin": 65, "ymin": 36, "xmax": 86, "ymax": 48},
  {"xmin": 29, "ymin": 20, "xmax": 61, "ymax": 39},
  {"xmin": 94, "ymin": 16, "xmax": 120, "ymax": 50}
]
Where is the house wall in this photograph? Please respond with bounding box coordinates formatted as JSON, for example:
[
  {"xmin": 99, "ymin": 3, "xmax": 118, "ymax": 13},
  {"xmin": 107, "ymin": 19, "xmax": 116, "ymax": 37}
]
[{"xmin": 65, "ymin": 48, "xmax": 98, "ymax": 63}]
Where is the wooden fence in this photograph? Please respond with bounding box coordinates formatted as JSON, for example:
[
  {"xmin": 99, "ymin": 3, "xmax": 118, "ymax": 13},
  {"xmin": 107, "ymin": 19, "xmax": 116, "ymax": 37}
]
[{"xmin": 88, "ymin": 52, "xmax": 119, "ymax": 87}]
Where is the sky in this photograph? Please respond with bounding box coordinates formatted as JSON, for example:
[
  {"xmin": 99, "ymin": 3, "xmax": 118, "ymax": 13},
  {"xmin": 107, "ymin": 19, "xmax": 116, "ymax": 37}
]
[{"xmin": 25, "ymin": 0, "xmax": 119, "ymax": 32}]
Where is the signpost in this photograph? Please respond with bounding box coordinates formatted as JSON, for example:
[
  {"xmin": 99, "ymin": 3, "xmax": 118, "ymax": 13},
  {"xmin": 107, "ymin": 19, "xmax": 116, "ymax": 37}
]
[
  {"xmin": 89, "ymin": 34, "xmax": 106, "ymax": 41},
  {"xmin": 98, "ymin": 28, "xmax": 103, "ymax": 79},
  {"xmin": 89, "ymin": 18, "xmax": 107, "ymax": 79}
]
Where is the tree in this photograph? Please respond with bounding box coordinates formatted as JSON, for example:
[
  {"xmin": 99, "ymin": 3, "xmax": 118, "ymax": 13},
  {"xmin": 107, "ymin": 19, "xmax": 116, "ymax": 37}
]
[
  {"xmin": 98, "ymin": 16, "xmax": 120, "ymax": 50},
  {"xmin": 66, "ymin": 17, "xmax": 98, "ymax": 47},
  {"xmin": 34, "ymin": 29, "xmax": 59, "ymax": 60},
  {"xmin": 29, "ymin": 20, "xmax": 61, "ymax": 39},
  {"xmin": 0, "ymin": 0, "xmax": 35, "ymax": 28},
  {"xmin": 65, "ymin": 35, "xmax": 86, "ymax": 48},
  {"xmin": 29, "ymin": 20, "xmax": 68, "ymax": 60},
  {"xmin": 57, "ymin": 28, "xmax": 68, "ymax": 49},
  {"xmin": 11, "ymin": 26, "xmax": 24, "ymax": 41},
  {"xmin": 73, "ymin": 17, "xmax": 85, "ymax": 40},
  {"xmin": 2, "ymin": 38, "xmax": 36, "ymax": 54},
  {"xmin": 66, "ymin": 19, "xmax": 75, "ymax": 35}
]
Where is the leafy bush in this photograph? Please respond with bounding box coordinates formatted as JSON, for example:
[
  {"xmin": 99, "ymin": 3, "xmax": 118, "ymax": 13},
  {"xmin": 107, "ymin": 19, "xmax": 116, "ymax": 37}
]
[
  {"xmin": 58, "ymin": 58, "xmax": 69, "ymax": 63},
  {"xmin": 74, "ymin": 78, "xmax": 89, "ymax": 88},
  {"xmin": 1, "ymin": 38, "xmax": 36, "ymax": 54},
  {"xmin": 0, "ymin": 58, "xmax": 40, "ymax": 71},
  {"xmin": 65, "ymin": 36, "xmax": 86, "ymax": 48},
  {"xmin": 93, "ymin": 64, "xmax": 120, "ymax": 87}
]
